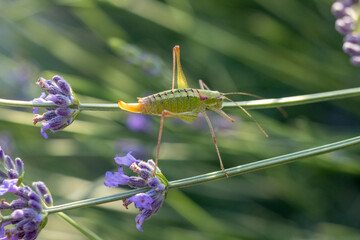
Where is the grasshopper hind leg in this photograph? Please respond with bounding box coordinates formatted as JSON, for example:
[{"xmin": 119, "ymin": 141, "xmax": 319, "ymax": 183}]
[
  {"xmin": 202, "ymin": 110, "xmax": 229, "ymax": 177},
  {"xmin": 153, "ymin": 110, "xmax": 198, "ymax": 176}
]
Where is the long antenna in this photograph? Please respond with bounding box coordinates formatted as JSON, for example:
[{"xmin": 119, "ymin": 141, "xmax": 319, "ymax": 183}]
[
  {"xmin": 223, "ymin": 96, "xmax": 269, "ymax": 137},
  {"xmin": 223, "ymin": 92, "xmax": 287, "ymax": 118}
]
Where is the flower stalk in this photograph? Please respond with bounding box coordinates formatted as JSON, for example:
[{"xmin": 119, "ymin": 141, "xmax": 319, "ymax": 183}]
[
  {"xmin": 0, "ymin": 86, "xmax": 360, "ymax": 111},
  {"xmin": 0, "ymin": 134, "xmax": 356, "ymax": 220}
]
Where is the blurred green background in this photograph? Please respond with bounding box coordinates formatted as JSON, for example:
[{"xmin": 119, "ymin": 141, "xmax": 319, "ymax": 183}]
[{"xmin": 1, "ymin": 0, "xmax": 360, "ymax": 239}]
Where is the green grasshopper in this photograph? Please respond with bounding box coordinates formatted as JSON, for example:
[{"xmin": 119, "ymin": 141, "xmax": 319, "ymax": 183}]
[{"xmin": 119, "ymin": 46, "xmax": 270, "ymax": 176}]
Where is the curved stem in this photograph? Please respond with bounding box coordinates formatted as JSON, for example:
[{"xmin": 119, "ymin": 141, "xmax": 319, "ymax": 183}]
[
  {"xmin": 40, "ymin": 135, "xmax": 360, "ymax": 214},
  {"xmin": 55, "ymin": 212, "xmax": 103, "ymax": 240},
  {"xmin": 0, "ymin": 87, "xmax": 360, "ymax": 111}
]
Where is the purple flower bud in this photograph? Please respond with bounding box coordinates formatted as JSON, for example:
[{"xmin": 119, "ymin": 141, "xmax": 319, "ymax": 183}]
[
  {"xmin": 15, "ymin": 158, "xmax": 24, "ymax": 177},
  {"xmin": 24, "ymin": 230, "xmax": 38, "ymax": 240},
  {"xmin": 343, "ymin": 41, "xmax": 360, "ymax": 56},
  {"xmin": 332, "ymin": 1, "xmax": 347, "ymax": 17},
  {"xmin": 350, "ymin": 55, "xmax": 360, "ymax": 65},
  {"xmin": 15, "ymin": 219, "xmax": 28, "ymax": 231},
  {"xmin": 45, "ymin": 94, "xmax": 71, "ymax": 107},
  {"xmin": 128, "ymin": 176, "xmax": 147, "ymax": 188},
  {"xmin": 11, "ymin": 199, "xmax": 28, "ymax": 209},
  {"xmin": 11, "ymin": 209, "xmax": 25, "ymax": 219},
  {"xmin": 46, "ymin": 86, "xmax": 63, "ymax": 95},
  {"xmin": 335, "ymin": 16, "xmax": 355, "ymax": 34},
  {"xmin": 114, "ymin": 151, "xmax": 138, "ymax": 166},
  {"xmin": 0, "ymin": 201, "xmax": 11, "ymax": 209},
  {"xmin": 29, "ymin": 200, "xmax": 42, "ymax": 212},
  {"xmin": 138, "ymin": 162, "xmax": 154, "ymax": 172},
  {"xmin": 41, "ymin": 116, "xmax": 67, "ymax": 131},
  {"xmin": 147, "ymin": 159, "xmax": 156, "ymax": 168},
  {"xmin": 155, "ymin": 183, "xmax": 165, "ymax": 192},
  {"xmin": 52, "ymin": 75, "xmax": 62, "ymax": 83},
  {"xmin": 16, "ymin": 187, "xmax": 31, "ymax": 200},
  {"xmin": 23, "ymin": 220, "xmax": 39, "ymax": 233},
  {"xmin": 43, "ymin": 194, "xmax": 53, "ymax": 206},
  {"xmin": 345, "ymin": 33, "xmax": 360, "ymax": 43},
  {"xmin": 139, "ymin": 169, "xmax": 152, "ymax": 180},
  {"xmin": 5, "ymin": 155, "xmax": 15, "ymax": 170},
  {"xmin": 32, "ymin": 181, "xmax": 48, "ymax": 195},
  {"xmin": 148, "ymin": 177, "xmax": 161, "ymax": 188},
  {"xmin": 56, "ymin": 108, "xmax": 73, "ymax": 117},
  {"xmin": 33, "ymin": 213, "xmax": 45, "ymax": 224},
  {"xmin": 0, "ymin": 148, "xmax": 5, "ymax": 164},
  {"xmin": 22, "ymin": 208, "xmax": 38, "ymax": 219},
  {"xmin": 29, "ymin": 192, "xmax": 42, "ymax": 203},
  {"xmin": 7, "ymin": 169, "xmax": 19, "ymax": 179},
  {"xmin": 56, "ymin": 79, "xmax": 72, "ymax": 96}
]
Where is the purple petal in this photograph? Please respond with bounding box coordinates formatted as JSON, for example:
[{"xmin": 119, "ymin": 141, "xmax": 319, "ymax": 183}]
[
  {"xmin": 114, "ymin": 151, "xmax": 137, "ymax": 166},
  {"xmin": 104, "ymin": 167, "xmax": 130, "ymax": 187},
  {"xmin": 0, "ymin": 179, "xmax": 18, "ymax": 195},
  {"xmin": 0, "ymin": 222, "xmax": 11, "ymax": 237},
  {"xmin": 135, "ymin": 214, "xmax": 145, "ymax": 232},
  {"xmin": 128, "ymin": 193, "xmax": 153, "ymax": 210},
  {"xmin": 40, "ymin": 128, "xmax": 48, "ymax": 139}
]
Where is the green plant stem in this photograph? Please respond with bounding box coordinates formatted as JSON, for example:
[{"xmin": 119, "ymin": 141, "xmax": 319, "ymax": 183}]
[
  {"xmin": 55, "ymin": 212, "xmax": 103, "ymax": 240},
  {"xmin": 39, "ymin": 135, "xmax": 360, "ymax": 215},
  {"xmin": 0, "ymin": 87, "xmax": 360, "ymax": 111}
]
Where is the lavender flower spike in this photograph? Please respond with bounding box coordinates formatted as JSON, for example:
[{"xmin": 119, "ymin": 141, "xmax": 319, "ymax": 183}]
[
  {"xmin": 32, "ymin": 75, "xmax": 80, "ymax": 138},
  {"xmin": 105, "ymin": 151, "xmax": 168, "ymax": 232},
  {"xmin": 331, "ymin": 0, "xmax": 360, "ymax": 66},
  {"xmin": 0, "ymin": 148, "xmax": 51, "ymax": 239}
]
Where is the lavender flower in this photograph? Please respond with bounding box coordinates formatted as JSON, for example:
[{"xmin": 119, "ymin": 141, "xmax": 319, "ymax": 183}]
[
  {"xmin": 0, "ymin": 182, "xmax": 50, "ymax": 240},
  {"xmin": 0, "ymin": 147, "xmax": 24, "ymax": 183},
  {"xmin": 331, "ymin": 0, "xmax": 360, "ymax": 65},
  {"xmin": 0, "ymin": 150, "xmax": 52, "ymax": 240},
  {"xmin": 32, "ymin": 75, "xmax": 80, "ymax": 139},
  {"xmin": 104, "ymin": 151, "xmax": 168, "ymax": 232}
]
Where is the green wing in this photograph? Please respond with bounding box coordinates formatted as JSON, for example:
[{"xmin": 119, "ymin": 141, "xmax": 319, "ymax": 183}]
[{"xmin": 173, "ymin": 46, "xmax": 189, "ymax": 89}]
